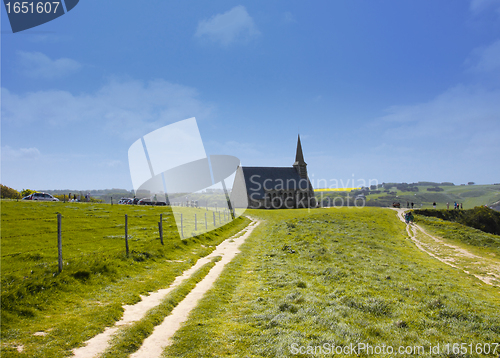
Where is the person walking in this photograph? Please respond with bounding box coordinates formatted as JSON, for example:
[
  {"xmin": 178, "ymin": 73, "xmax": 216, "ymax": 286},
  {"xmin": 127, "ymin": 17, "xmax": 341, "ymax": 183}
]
[
  {"xmin": 447, "ymin": 202, "xmax": 450, "ymax": 209},
  {"xmin": 460, "ymin": 203, "xmax": 463, "ymax": 209},
  {"xmin": 433, "ymin": 201, "xmax": 436, "ymax": 209},
  {"xmin": 411, "ymin": 202, "xmax": 414, "ymax": 209}
]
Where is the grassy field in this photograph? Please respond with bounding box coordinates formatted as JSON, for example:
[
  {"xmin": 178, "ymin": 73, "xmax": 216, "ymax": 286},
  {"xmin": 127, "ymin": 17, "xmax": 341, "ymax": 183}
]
[
  {"xmin": 162, "ymin": 207, "xmax": 500, "ymax": 357},
  {"xmin": 413, "ymin": 215, "xmax": 500, "ymax": 256},
  {"xmin": 0, "ymin": 200, "xmax": 249, "ymax": 357},
  {"xmin": 318, "ymin": 184, "xmax": 500, "ymax": 209},
  {"xmin": 410, "ymin": 215, "xmax": 500, "ymax": 287},
  {"xmin": 2, "ymin": 202, "xmax": 500, "ymax": 357},
  {"xmin": 378, "ymin": 184, "xmax": 500, "ymax": 209}
]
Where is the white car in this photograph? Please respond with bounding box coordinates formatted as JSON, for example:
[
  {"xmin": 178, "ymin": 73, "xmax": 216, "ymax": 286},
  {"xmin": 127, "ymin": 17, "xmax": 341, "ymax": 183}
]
[{"xmin": 30, "ymin": 192, "xmax": 59, "ymax": 201}]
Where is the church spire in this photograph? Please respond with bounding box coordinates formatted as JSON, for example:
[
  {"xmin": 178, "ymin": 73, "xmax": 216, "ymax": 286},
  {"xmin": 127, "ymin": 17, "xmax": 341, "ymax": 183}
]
[
  {"xmin": 294, "ymin": 134, "xmax": 306, "ymax": 165},
  {"xmin": 293, "ymin": 135, "xmax": 308, "ymax": 179}
]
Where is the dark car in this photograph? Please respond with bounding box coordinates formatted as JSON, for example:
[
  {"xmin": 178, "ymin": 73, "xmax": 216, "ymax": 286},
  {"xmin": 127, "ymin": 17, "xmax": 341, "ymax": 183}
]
[
  {"xmin": 137, "ymin": 198, "xmax": 167, "ymax": 206},
  {"xmin": 137, "ymin": 198, "xmax": 153, "ymax": 205}
]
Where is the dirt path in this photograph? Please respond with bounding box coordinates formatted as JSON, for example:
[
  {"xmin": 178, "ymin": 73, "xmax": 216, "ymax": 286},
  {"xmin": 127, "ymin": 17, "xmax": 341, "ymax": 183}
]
[
  {"xmin": 392, "ymin": 208, "xmax": 500, "ymax": 286},
  {"xmin": 71, "ymin": 218, "xmax": 260, "ymax": 358},
  {"xmin": 130, "ymin": 218, "xmax": 260, "ymax": 358}
]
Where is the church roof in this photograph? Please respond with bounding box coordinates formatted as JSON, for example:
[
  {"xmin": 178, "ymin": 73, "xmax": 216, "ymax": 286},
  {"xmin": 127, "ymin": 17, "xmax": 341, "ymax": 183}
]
[{"xmin": 240, "ymin": 166, "xmax": 311, "ymax": 199}]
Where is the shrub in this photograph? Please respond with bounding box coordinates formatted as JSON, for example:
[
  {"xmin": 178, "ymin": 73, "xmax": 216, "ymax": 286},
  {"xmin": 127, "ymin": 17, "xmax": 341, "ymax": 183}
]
[
  {"xmin": 426, "ymin": 187, "xmax": 444, "ymax": 192},
  {"xmin": 21, "ymin": 188, "xmax": 37, "ymax": 197},
  {"xmin": 0, "ymin": 184, "xmax": 20, "ymax": 199}
]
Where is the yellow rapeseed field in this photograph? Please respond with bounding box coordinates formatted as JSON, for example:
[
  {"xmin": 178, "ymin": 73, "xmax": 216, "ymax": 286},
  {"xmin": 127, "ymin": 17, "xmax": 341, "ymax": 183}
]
[{"xmin": 315, "ymin": 188, "xmax": 360, "ymax": 192}]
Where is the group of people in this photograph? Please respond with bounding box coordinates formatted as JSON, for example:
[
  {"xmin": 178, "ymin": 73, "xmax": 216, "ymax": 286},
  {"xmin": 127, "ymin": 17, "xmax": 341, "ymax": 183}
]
[
  {"xmin": 446, "ymin": 202, "xmax": 463, "ymax": 210},
  {"xmin": 406, "ymin": 201, "xmax": 415, "ymax": 209},
  {"xmin": 68, "ymin": 192, "xmax": 91, "ymax": 202},
  {"xmin": 404, "ymin": 211, "xmax": 414, "ymax": 224}
]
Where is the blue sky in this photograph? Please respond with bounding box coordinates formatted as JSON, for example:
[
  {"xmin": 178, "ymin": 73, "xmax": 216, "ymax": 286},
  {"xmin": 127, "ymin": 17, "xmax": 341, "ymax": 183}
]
[{"xmin": 1, "ymin": 0, "xmax": 500, "ymax": 191}]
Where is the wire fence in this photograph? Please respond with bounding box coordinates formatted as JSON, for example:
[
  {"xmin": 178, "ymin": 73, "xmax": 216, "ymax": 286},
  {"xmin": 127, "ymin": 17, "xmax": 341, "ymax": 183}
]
[
  {"xmin": 1, "ymin": 203, "xmax": 237, "ymax": 277},
  {"xmin": 2, "ymin": 211, "xmax": 172, "ymax": 275}
]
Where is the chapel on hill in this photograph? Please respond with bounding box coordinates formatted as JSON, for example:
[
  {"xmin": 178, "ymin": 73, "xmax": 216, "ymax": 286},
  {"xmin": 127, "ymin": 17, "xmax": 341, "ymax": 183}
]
[{"xmin": 231, "ymin": 135, "xmax": 316, "ymax": 209}]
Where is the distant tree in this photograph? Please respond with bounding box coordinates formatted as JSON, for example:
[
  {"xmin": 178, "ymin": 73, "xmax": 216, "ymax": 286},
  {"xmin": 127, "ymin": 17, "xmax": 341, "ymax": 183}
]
[
  {"xmin": 468, "ymin": 182, "xmax": 475, "ymax": 185},
  {"xmin": 21, "ymin": 189, "xmax": 37, "ymax": 197},
  {"xmin": 426, "ymin": 187, "xmax": 444, "ymax": 192},
  {"xmin": 1, "ymin": 184, "xmax": 20, "ymax": 199}
]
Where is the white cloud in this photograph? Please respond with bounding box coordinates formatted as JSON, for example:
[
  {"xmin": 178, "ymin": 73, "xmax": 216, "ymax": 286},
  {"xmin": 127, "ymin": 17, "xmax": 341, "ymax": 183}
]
[
  {"xmin": 283, "ymin": 11, "xmax": 296, "ymax": 24},
  {"xmin": 1, "ymin": 146, "xmax": 41, "ymax": 161},
  {"xmin": 367, "ymin": 33, "xmax": 500, "ymax": 184},
  {"xmin": 377, "ymin": 84, "xmax": 500, "ymax": 165},
  {"xmin": 466, "ymin": 39, "xmax": 500, "ymax": 73},
  {"xmin": 18, "ymin": 51, "xmax": 81, "ymax": 79},
  {"xmin": 195, "ymin": 5, "xmax": 260, "ymax": 46},
  {"xmin": 470, "ymin": 0, "xmax": 500, "ymax": 13},
  {"xmin": 1, "ymin": 79, "xmax": 213, "ymax": 139},
  {"xmin": 99, "ymin": 160, "xmax": 122, "ymax": 167}
]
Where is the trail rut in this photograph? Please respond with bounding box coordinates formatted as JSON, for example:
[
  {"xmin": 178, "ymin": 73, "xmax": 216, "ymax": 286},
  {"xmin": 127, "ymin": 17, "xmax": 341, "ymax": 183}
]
[{"xmin": 71, "ymin": 218, "xmax": 260, "ymax": 358}]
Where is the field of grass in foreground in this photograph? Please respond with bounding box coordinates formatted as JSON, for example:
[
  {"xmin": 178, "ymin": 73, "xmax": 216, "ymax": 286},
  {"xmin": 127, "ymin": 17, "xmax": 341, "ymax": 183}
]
[
  {"xmin": 0, "ymin": 200, "xmax": 250, "ymax": 357},
  {"xmin": 163, "ymin": 207, "xmax": 500, "ymax": 357}
]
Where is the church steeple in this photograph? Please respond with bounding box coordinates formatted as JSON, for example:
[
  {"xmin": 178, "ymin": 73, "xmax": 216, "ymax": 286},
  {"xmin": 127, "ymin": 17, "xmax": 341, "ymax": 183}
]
[{"xmin": 293, "ymin": 135, "xmax": 308, "ymax": 179}]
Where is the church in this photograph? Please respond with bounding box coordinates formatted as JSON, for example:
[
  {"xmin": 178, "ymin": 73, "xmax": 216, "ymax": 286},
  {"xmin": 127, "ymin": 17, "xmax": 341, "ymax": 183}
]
[{"xmin": 231, "ymin": 136, "xmax": 316, "ymax": 209}]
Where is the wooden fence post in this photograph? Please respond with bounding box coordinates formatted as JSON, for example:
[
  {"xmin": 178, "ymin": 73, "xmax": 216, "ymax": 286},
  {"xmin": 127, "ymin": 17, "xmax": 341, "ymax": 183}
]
[
  {"xmin": 125, "ymin": 214, "xmax": 129, "ymax": 256},
  {"xmin": 57, "ymin": 213, "xmax": 62, "ymax": 273},
  {"xmin": 213, "ymin": 212, "xmax": 216, "ymax": 226},
  {"xmin": 180, "ymin": 214, "xmax": 184, "ymax": 238},
  {"xmin": 158, "ymin": 214, "xmax": 163, "ymax": 245}
]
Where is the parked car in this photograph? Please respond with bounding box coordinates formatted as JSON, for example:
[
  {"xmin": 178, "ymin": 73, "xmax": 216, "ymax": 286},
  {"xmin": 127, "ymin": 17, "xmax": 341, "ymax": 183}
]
[
  {"xmin": 137, "ymin": 198, "xmax": 153, "ymax": 205},
  {"xmin": 137, "ymin": 198, "xmax": 167, "ymax": 206},
  {"xmin": 29, "ymin": 192, "xmax": 59, "ymax": 201},
  {"xmin": 118, "ymin": 198, "xmax": 133, "ymax": 205}
]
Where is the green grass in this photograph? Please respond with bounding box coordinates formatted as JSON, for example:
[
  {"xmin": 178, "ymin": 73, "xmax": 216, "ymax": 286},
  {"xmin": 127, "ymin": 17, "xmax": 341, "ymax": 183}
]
[
  {"xmin": 0, "ymin": 200, "xmax": 250, "ymax": 357},
  {"xmin": 162, "ymin": 207, "xmax": 500, "ymax": 358},
  {"xmin": 102, "ymin": 257, "xmax": 220, "ymax": 358},
  {"xmin": 414, "ymin": 207, "xmax": 500, "ymax": 236},
  {"xmin": 351, "ymin": 184, "xmax": 500, "ymax": 209},
  {"xmin": 414, "ymin": 214, "xmax": 500, "ymax": 257},
  {"xmin": 169, "ymin": 206, "xmax": 238, "ymax": 239}
]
